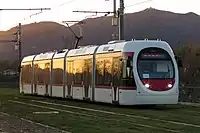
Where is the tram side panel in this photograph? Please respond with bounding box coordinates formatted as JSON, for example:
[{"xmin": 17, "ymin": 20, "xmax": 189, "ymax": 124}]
[
  {"xmin": 33, "ymin": 60, "xmax": 51, "ymax": 96},
  {"xmin": 72, "ymin": 59, "xmax": 84, "ymax": 100},
  {"xmin": 118, "ymin": 52, "xmax": 137, "ymax": 105},
  {"xmin": 52, "ymin": 58, "xmax": 65, "ymax": 98},
  {"xmin": 83, "ymin": 59, "xmax": 92, "ymax": 100},
  {"xmin": 66, "ymin": 56, "xmax": 93, "ymax": 100},
  {"xmin": 112, "ymin": 56, "xmax": 122, "ymax": 103},
  {"xmin": 95, "ymin": 54, "xmax": 113, "ymax": 104},
  {"xmin": 112, "ymin": 55, "xmax": 137, "ymax": 105},
  {"xmin": 66, "ymin": 58, "xmax": 83, "ymax": 100},
  {"xmin": 20, "ymin": 62, "xmax": 33, "ymax": 94},
  {"xmin": 94, "ymin": 52, "xmax": 133, "ymax": 104}
]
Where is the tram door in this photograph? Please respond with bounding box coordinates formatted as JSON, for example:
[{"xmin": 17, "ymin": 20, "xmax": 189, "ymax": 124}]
[
  {"xmin": 112, "ymin": 57, "xmax": 121, "ymax": 103},
  {"xmin": 83, "ymin": 59, "xmax": 92, "ymax": 100}
]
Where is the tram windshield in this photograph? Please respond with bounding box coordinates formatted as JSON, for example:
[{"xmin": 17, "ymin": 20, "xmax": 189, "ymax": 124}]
[
  {"xmin": 137, "ymin": 48, "xmax": 175, "ymax": 79},
  {"xmin": 138, "ymin": 60, "xmax": 174, "ymax": 79}
]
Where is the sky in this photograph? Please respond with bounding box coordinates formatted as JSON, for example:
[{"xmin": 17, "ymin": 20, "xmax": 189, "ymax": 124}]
[{"xmin": 0, "ymin": 0, "xmax": 199, "ymax": 31}]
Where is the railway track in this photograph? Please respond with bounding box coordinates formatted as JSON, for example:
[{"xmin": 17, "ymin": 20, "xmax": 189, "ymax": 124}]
[
  {"xmin": 1, "ymin": 88, "xmax": 200, "ymax": 133},
  {"xmin": 3, "ymin": 96, "xmax": 200, "ymax": 133}
]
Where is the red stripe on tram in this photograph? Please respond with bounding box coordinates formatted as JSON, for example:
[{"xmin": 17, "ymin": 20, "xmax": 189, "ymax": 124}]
[{"xmin": 118, "ymin": 86, "xmax": 136, "ymax": 90}]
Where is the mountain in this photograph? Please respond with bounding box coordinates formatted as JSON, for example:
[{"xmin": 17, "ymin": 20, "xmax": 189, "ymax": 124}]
[{"xmin": 1, "ymin": 8, "xmax": 200, "ymax": 61}]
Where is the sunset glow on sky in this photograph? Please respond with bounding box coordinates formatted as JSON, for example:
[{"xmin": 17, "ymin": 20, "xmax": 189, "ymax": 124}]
[{"xmin": 0, "ymin": 0, "xmax": 199, "ymax": 31}]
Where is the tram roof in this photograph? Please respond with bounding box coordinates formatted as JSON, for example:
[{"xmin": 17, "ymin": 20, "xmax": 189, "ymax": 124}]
[
  {"xmin": 21, "ymin": 55, "xmax": 36, "ymax": 63},
  {"xmin": 21, "ymin": 39, "xmax": 171, "ymax": 62},
  {"xmin": 34, "ymin": 51, "xmax": 56, "ymax": 61},
  {"xmin": 53, "ymin": 49, "xmax": 68, "ymax": 59},
  {"xmin": 66, "ymin": 45, "xmax": 98, "ymax": 57}
]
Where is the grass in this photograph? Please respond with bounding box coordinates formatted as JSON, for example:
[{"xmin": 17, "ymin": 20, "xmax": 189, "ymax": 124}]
[{"xmin": 0, "ymin": 88, "xmax": 200, "ymax": 133}]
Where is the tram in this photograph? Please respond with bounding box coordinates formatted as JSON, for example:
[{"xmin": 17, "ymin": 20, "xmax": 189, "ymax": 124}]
[{"xmin": 20, "ymin": 39, "xmax": 182, "ymax": 105}]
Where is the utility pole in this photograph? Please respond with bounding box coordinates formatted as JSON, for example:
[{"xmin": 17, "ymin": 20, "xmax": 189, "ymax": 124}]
[
  {"xmin": 12, "ymin": 23, "xmax": 21, "ymax": 72},
  {"xmin": 113, "ymin": 0, "xmax": 117, "ymax": 17},
  {"xmin": 73, "ymin": 0, "xmax": 125, "ymax": 40},
  {"xmin": 118, "ymin": 0, "xmax": 125, "ymax": 40},
  {"xmin": 18, "ymin": 23, "xmax": 22, "ymax": 67},
  {"xmin": 111, "ymin": 0, "xmax": 118, "ymax": 40}
]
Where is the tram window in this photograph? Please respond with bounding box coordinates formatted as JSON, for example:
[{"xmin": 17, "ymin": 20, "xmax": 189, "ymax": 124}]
[
  {"xmin": 34, "ymin": 60, "xmax": 50, "ymax": 85},
  {"xmin": 96, "ymin": 58, "xmax": 105, "ymax": 85},
  {"xmin": 113, "ymin": 57, "xmax": 122, "ymax": 86},
  {"xmin": 22, "ymin": 64, "xmax": 25, "ymax": 84},
  {"xmin": 96, "ymin": 56, "xmax": 113, "ymax": 86},
  {"xmin": 21, "ymin": 62, "xmax": 32, "ymax": 84},
  {"xmin": 33, "ymin": 63, "xmax": 39, "ymax": 84},
  {"xmin": 121, "ymin": 53, "xmax": 136, "ymax": 87},
  {"xmin": 66, "ymin": 61, "xmax": 73, "ymax": 85},
  {"xmin": 38, "ymin": 63, "xmax": 43, "ymax": 84},
  {"xmin": 83, "ymin": 59, "xmax": 92, "ymax": 85},
  {"xmin": 52, "ymin": 58, "xmax": 64, "ymax": 85},
  {"xmin": 104, "ymin": 58, "xmax": 112, "ymax": 85},
  {"xmin": 27, "ymin": 64, "xmax": 32, "ymax": 84},
  {"xmin": 37, "ymin": 62, "xmax": 43, "ymax": 84},
  {"xmin": 44, "ymin": 62, "xmax": 50, "ymax": 84},
  {"xmin": 73, "ymin": 59, "xmax": 84, "ymax": 85}
]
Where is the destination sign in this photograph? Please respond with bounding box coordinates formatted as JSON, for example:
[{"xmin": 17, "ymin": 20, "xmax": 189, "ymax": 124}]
[{"xmin": 139, "ymin": 53, "xmax": 170, "ymax": 59}]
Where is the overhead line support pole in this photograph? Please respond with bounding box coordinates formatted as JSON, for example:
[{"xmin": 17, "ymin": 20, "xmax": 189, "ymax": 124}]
[
  {"xmin": 113, "ymin": 0, "xmax": 117, "ymax": 17},
  {"xmin": 18, "ymin": 23, "xmax": 22, "ymax": 68},
  {"xmin": 119, "ymin": 0, "xmax": 124, "ymax": 40}
]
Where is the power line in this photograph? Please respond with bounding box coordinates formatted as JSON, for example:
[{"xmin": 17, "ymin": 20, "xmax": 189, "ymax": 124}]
[
  {"xmin": 0, "ymin": 40, "xmax": 17, "ymax": 43},
  {"xmin": 0, "ymin": 8, "xmax": 50, "ymax": 30},
  {"xmin": 73, "ymin": 0, "xmax": 153, "ymax": 21},
  {"xmin": 73, "ymin": 11, "xmax": 113, "ymax": 14},
  {"xmin": 73, "ymin": 10, "xmax": 113, "ymax": 17},
  {"xmin": 19, "ymin": 0, "xmax": 79, "ymax": 23},
  {"xmin": 29, "ymin": 0, "xmax": 78, "ymax": 16},
  {"xmin": 0, "ymin": 8, "xmax": 51, "ymax": 11},
  {"xmin": 125, "ymin": 0, "xmax": 153, "ymax": 8},
  {"xmin": 59, "ymin": 0, "xmax": 78, "ymax": 6}
]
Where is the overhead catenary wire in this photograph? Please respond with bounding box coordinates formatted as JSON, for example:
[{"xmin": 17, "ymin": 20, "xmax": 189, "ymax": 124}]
[
  {"xmin": 10, "ymin": 0, "xmax": 152, "ymax": 28},
  {"xmin": 125, "ymin": 0, "xmax": 153, "ymax": 8},
  {"xmin": 0, "ymin": 8, "xmax": 51, "ymax": 11},
  {"xmin": 1, "ymin": 0, "xmax": 78, "ymax": 31},
  {"xmin": 71, "ymin": 0, "xmax": 153, "ymax": 41},
  {"xmin": 6, "ymin": 0, "xmax": 153, "ymax": 32},
  {"xmin": 18, "ymin": 0, "xmax": 79, "ymax": 24},
  {"xmin": 73, "ymin": 0, "xmax": 154, "ymax": 21}
]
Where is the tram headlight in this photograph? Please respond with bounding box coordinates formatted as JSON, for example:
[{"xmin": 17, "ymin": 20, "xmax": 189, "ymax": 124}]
[
  {"xmin": 145, "ymin": 84, "xmax": 150, "ymax": 88},
  {"xmin": 167, "ymin": 83, "xmax": 173, "ymax": 88}
]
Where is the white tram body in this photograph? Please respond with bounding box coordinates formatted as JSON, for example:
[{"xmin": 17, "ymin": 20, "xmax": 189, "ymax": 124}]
[{"xmin": 20, "ymin": 40, "xmax": 180, "ymax": 105}]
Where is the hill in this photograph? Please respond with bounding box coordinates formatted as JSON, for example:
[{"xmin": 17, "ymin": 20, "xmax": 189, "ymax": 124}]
[{"xmin": 1, "ymin": 8, "xmax": 200, "ymax": 61}]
